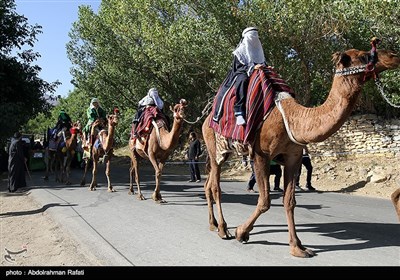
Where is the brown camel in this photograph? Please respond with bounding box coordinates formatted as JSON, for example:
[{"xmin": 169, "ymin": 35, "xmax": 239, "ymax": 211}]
[
  {"xmin": 44, "ymin": 122, "xmax": 81, "ymax": 184},
  {"xmin": 128, "ymin": 99, "xmax": 188, "ymax": 203},
  {"xmin": 62, "ymin": 122, "xmax": 82, "ymax": 184},
  {"xmin": 202, "ymin": 48, "xmax": 400, "ymax": 258},
  {"xmin": 391, "ymin": 188, "xmax": 400, "ymax": 221},
  {"xmin": 80, "ymin": 114, "xmax": 119, "ymax": 192}
]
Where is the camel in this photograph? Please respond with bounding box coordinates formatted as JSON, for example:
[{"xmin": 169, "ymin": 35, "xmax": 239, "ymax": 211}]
[
  {"xmin": 202, "ymin": 47, "xmax": 400, "ymax": 258},
  {"xmin": 128, "ymin": 99, "xmax": 188, "ymax": 203},
  {"xmin": 62, "ymin": 122, "xmax": 82, "ymax": 184},
  {"xmin": 80, "ymin": 114, "xmax": 119, "ymax": 192},
  {"xmin": 391, "ymin": 188, "xmax": 400, "ymax": 221},
  {"xmin": 44, "ymin": 122, "xmax": 81, "ymax": 183}
]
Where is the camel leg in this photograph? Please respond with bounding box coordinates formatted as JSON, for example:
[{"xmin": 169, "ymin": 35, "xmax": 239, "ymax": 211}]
[
  {"xmin": 80, "ymin": 157, "xmax": 89, "ymax": 186},
  {"xmin": 204, "ymin": 174, "xmax": 218, "ymax": 231},
  {"xmin": 61, "ymin": 154, "xmax": 67, "ymax": 183},
  {"xmin": 236, "ymin": 154, "xmax": 271, "ymax": 243},
  {"xmin": 55, "ymin": 155, "xmax": 63, "ymax": 183},
  {"xmin": 129, "ymin": 151, "xmax": 145, "ymax": 200},
  {"xmin": 44, "ymin": 151, "xmax": 54, "ymax": 181},
  {"xmin": 209, "ymin": 160, "xmax": 231, "ymax": 238},
  {"xmin": 105, "ymin": 155, "xmax": 115, "ymax": 192},
  {"xmin": 283, "ymin": 154, "xmax": 315, "ymax": 258},
  {"xmin": 64, "ymin": 151, "xmax": 73, "ymax": 185},
  {"xmin": 202, "ymin": 119, "xmax": 231, "ymax": 238},
  {"xmin": 150, "ymin": 158, "xmax": 165, "ymax": 203},
  {"xmin": 391, "ymin": 188, "xmax": 400, "ymax": 221},
  {"xmin": 89, "ymin": 153, "xmax": 98, "ymax": 191},
  {"xmin": 44, "ymin": 149, "xmax": 50, "ymax": 181}
]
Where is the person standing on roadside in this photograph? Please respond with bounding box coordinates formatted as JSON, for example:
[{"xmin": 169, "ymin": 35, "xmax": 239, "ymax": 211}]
[
  {"xmin": 8, "ymin": 132, "xmax": 27, "ymax": 192},
  {"xmin": 187, "ymin": 132, "xmax": 202, "ymax": 183}
]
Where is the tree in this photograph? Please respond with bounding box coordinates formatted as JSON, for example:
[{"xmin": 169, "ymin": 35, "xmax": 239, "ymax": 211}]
[
  {"xmin": 64, "ymin": 0, "xmax": 399, "ymax": 147},
  {"xmin": 0, "ymin": 0, "xmax": 59, "ymax": 146}
]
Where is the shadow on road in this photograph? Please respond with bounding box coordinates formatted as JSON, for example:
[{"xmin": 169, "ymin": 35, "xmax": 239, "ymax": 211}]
[{"xmin": 244, "ymin": 221, "xmax": 399, "ymax": 254}]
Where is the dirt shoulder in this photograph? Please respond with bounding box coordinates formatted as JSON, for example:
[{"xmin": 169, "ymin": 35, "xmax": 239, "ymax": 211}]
[{"xmin": 0, "ymin": 175, "xmax": 102, "ymax": 266}]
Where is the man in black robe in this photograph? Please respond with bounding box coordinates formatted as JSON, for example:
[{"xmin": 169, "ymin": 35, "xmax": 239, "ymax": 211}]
[{"xmin": 8, "ymin": 132, "xmax": 27, "ymax": 192}]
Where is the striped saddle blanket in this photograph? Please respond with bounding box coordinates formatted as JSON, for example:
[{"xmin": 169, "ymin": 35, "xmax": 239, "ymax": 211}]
[{"xmin": 209, "ymin": 67, "xmax": 294, "ymax": 144}]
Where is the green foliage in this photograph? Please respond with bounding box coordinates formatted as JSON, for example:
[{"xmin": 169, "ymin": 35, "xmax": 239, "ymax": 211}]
[
  {"xmin": 0, "ymin": 0, "xmax": 59, "ymax": 146},
  {"xmin": 30, "ymin": 0, "xmax": 400, "ymax": 147}
]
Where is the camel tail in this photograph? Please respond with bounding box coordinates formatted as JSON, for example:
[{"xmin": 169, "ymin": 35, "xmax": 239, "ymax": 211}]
[{"xmin": 391, "ymin": 188, "xmax": 400, "ymax": 222}]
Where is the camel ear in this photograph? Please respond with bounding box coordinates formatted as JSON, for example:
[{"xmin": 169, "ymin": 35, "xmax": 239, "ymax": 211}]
[
  {"xmin": 332, "ymin": 52, "xmax": 351, "ymax": 67},
  {"xmin": 332, "ymin": 52, "xmax": 342, "ymax": 64}
]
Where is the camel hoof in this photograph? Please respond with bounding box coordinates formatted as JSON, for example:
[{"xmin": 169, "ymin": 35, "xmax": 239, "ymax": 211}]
[
  {"xmin": 108, "ymin": 188, "xmax": 115, "ymax": 192},
  {"xmin": 290, "ymin": 247, "xmax": 316, "ymax": 258},
  {"xmin": 218, "ymin": 228, "xmax": 232, "ymax": 240},
  {"xmin": 137, "ymin": 194, "xmax": 145, "ymax": 200},
  {"xmin": 235, "ymin": 228, "xmax": 249, "ymax": 243},
  {"xmin": 156, "ymin": 199, "xmax": 167, "ymax": 204},
  {"xmin": 128, "ymin": 190, "xmax": 134, "ymax": 195},
  {"xmin": 209, "ymin": 224, "xmax": 218, "ymax": 232},
  {"xmin": 152, "ymin": 192, "xmax": 164, "ymax": 202},
  {"xmin": 89, "ymin": 187, "xmax": 96, "ymax": 191}
]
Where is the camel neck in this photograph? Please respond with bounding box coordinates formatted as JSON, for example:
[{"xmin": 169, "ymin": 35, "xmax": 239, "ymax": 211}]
[{"xmin": 291, "ymin": 75, "xmax": 363, "ymax": 143}]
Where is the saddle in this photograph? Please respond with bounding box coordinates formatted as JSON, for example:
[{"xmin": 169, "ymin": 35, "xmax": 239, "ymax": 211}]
[{"xmin": 209, "ymin": 67, "xmax": 294, "ymax": 145}]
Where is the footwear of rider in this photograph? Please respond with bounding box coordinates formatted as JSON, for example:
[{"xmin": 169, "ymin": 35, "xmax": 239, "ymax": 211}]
[{"xmin": 236, "ymin": 115, "xmax": 246, "ymax": 126}]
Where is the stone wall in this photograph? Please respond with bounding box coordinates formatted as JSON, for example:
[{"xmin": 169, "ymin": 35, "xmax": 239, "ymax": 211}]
[{"xmin": 308, "ymin": 114, "xmax": 400, "ymax": 159}]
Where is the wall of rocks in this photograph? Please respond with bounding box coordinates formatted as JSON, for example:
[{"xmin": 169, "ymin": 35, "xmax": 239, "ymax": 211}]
[{"xmin": 308, "ymin": 114, "xmax": 400, "ymax": 159}]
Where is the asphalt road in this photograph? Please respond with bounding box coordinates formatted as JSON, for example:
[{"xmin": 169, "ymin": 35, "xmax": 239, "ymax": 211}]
[{"xmin": 20, "ymin": 162, "xmax": 400, "ymax": 266}]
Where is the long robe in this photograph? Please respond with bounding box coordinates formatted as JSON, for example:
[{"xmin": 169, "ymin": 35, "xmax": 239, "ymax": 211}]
[
  {"xmin": 8, "ymin": 138, "xmax": 27, "ymax": 192},
  {"xmin": 212, "ymin": 56, "xmax": 250, "ymax": 122}
]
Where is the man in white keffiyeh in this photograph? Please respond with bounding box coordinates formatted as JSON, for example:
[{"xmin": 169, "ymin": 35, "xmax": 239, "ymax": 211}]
[
  {"xmin": 212, "ymin": 27, "xmax": 267, "ymax": 125},
  {"xmin": 131, "ymin": 87, "xmax": 166, "ymax": 137}
]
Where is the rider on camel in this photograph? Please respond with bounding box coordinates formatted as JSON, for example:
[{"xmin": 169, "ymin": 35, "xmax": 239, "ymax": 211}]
[
  {"xmin": 84, "ymin": 98, "xmax": 107, "ymax": 149},
  {"xmin": 212, "ymin": 27, "xmax": 267, "ymax": 126},
  {"xmin": 132, "ymin": 88, "xmax": 164, "ymax": 137},
  {"xmin": 52, "ymin": 109, "xmax": 72, "ymax": 141}
]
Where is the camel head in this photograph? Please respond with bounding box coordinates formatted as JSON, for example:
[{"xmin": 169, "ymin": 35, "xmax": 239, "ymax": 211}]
[
  {"xmin": 332, "ymin": 48, "xmax": 399, "ymax": 81},
  {"xmin": 170, "ymin": 99, "xmax": 188, "ymax": 120},
  {"xmin": 72, "ymin": 121, "xmax": 82, "ymax": 132},
  {"xmin": 107, "ymin": 114, "xmax": 119, "ymax": 126}
]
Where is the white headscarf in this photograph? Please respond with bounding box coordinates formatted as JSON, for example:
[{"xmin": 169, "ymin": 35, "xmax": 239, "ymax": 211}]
[
  {"xmin": 232, "ymin": 27, "xmax": 265, "ymax": 67},
  {"xmin": 90, "ymin": 98, "xmax": 100, "ymax": 109},
  {"xmin": 138, "ymin": 88, "xmax": 164, "ymax": 109}
]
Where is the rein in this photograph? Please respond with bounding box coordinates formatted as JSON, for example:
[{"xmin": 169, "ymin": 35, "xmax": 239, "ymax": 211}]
[{"xmin": 183, "ymin": 98, "xmax": 214, "ymax": 124}]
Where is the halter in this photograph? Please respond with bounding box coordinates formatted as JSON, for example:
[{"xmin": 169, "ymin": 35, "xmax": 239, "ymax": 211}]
[
  {"xmin": 334, "ymin": 38, "xmax": 399, "ymax": 108},
  {"xmin": 334, "ymin": 65, "xmax": 369, "ymax": 77},
  {"xmin": 335, "ymin": 37, "xmax": 381, "ymax": 81}
]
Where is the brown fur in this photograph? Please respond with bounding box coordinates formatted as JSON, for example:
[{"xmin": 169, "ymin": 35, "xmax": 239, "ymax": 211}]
[
  {"xmin": 391, "ymin": 188, "xmax": 400, "ymax": 221},
  {"xmin": 80, "ymin": 114, "xmax": 119, "ymax": 192},
  {"xmin": 202, "ymin": 49, "xmax": 400, "ymax": 257},
  {"xmin": 128, "ymin": 100, "xmax": 187, "ymax": 203},
  {"xmin": 44, "ymin": 122, "xmax": 81, "ymax": 184}
]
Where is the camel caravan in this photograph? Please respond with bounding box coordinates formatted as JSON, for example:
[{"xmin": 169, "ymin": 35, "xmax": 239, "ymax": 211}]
[{"xmin": 42, "ymin": 38, "xmax": 400, "ymax": 257}]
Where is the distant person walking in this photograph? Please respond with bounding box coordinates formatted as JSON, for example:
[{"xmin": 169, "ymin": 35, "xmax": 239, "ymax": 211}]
[
  {"xmin": 187, "ymin": 132, "xmax": 202, "ymax": 183},
  {"xmin": 246, "ymin": 158, "xmax": 282, "ymax": 192},
  {"xmin": 295, "ymin": 147, "xmax": 316, "ymax": 191},
  {"xmin": 8, "ymin": 132, "xmax": 27, "ymax": 192}
]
